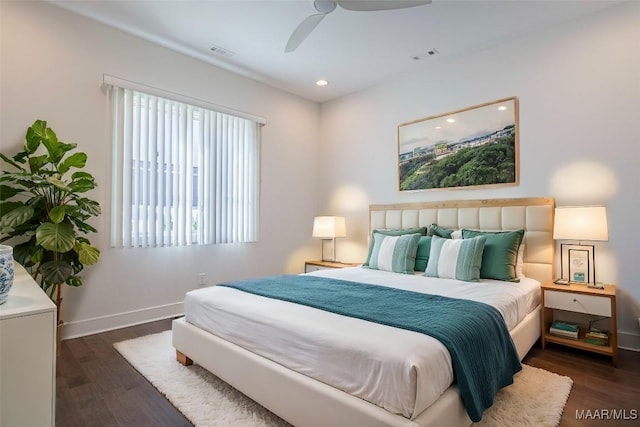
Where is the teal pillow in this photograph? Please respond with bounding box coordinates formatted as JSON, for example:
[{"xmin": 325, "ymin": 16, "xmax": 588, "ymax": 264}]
[
  {"xmin": 429, "ymin": 224, "xmax": 454, "ymax": 238},
  {"xmin": 363, "ymin": 227, "xmax": 427, "ymax": 266},
  {"xmin": 461, "ymin": 229, "xmax": 525, "ymax": 282},
  {"xmin": 366, "ymin": 232, "xmax": 421, "ymax": 274},
  {"xmin": 414, "ymin": 236, "xmax": 432, "ymax": 271},
  {"xmin": 425, "ymin": 235, "xmax": 486, "ymax": 282}
]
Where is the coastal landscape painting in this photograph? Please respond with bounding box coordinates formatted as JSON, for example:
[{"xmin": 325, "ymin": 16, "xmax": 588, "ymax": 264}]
[{"xmin": 398, "ymin": 97, "xmax": 519, "ymax": 191}]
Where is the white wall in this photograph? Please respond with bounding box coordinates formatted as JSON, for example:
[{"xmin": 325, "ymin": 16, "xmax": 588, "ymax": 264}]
[
  {"xmin": 319, "ymin": 2, "xmax": 640, "ymax": 349},
  {"xmin": 0, "ymin": 1, "xmax": 321, "ymax": 338}
]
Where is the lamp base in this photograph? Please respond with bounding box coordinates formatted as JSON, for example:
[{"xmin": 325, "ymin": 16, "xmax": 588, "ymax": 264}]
[{"xmin": 320, "ymin": 238, "xmax": 337, "ymax": 263}]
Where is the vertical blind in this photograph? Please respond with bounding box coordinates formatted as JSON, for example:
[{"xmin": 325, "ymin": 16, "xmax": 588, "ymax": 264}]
[{"xmin": 107, "ymin": 85, "xmax": 261, "ymax": 248}]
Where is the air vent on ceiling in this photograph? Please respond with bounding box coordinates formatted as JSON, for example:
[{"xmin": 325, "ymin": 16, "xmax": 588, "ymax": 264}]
[{"xmin": 209, "ymin": 44, "xmax": 234, "ymax": 58}]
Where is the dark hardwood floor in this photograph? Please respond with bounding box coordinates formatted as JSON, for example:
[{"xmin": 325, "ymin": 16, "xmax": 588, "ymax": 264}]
[
  {"xmin": 57, "ymin": 320, "xmax": 640, "ymax": 426},
  {"xmin": 56, "ymin": 318, "xmax": 191, "ymax": 427},
  {"xmin": 523, "ymin": 344, "xmax": 640, "ymax": 427}
]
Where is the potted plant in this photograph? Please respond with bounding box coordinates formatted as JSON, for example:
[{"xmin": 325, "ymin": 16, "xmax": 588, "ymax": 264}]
[{"xmin": 0, "ymin": 120, "xmax": 100, "ymax": 344}]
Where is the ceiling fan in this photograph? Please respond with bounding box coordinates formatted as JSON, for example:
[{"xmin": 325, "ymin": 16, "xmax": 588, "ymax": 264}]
[{"xmin": 285, "ymin": 0, "xmax": 432, "ymax": 53}]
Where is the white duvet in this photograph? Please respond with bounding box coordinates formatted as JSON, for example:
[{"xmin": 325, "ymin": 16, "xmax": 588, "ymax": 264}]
[{"xmin": 184, "ymin": 267, "xmax": 540, "ymax": 419}]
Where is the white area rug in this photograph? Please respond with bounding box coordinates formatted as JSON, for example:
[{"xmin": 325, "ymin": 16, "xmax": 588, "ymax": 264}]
[{"xmin": 114, "ymin": 331, "xmax": 572, "ymax": 427}]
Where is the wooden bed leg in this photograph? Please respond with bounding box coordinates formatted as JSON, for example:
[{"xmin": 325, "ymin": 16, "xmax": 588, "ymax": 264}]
[{"xmin": 176, "ymin": 349, "xmax": 193, "ymax": 366}]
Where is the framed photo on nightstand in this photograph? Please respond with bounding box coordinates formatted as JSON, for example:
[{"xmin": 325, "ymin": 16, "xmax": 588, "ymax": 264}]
[{"xmin": 561, "ymin": 244, "xmax": 595, "ymax": 283}]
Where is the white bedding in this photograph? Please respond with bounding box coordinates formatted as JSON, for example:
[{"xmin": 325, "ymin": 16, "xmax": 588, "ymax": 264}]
[{"xmin": 184, "ymin": 267, "xmax": 540, "ymax": 419}]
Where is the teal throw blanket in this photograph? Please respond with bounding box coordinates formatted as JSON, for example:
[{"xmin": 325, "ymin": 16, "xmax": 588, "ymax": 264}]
[{"xmin": 219, "ymin": 275, "xmax": 521, "ymax": 422}]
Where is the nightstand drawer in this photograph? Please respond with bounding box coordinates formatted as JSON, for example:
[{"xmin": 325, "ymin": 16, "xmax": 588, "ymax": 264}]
[{"xmin": 544, "ymin": 290, "xmax": 611, "ymax": 317}]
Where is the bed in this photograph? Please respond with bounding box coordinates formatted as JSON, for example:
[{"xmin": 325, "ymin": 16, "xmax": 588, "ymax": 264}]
[{"xmin": 172, "ymin": 197, "xmax": 555, "ymax": 427}]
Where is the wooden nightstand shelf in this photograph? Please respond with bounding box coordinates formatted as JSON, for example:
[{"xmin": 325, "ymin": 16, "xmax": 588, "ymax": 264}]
[
  {"xmin": 541, "ymin": 281, "xmax": 617, "ymax": 366},
  {"xmin": 304, "ymin": 260, "xmax": 360, "ymax": 273}
]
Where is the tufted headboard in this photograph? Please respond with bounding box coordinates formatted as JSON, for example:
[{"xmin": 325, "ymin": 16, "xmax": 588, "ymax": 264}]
[{"xmin": 369, "ymin": 197, "xmax": 555, "ymax": 284}]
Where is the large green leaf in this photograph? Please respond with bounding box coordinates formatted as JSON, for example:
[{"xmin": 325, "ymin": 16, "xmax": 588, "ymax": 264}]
[
  {"xmin": 0, "ymin": 205, "xmax": 34, "ymax": 230},
  {"xmin": 59, "ymin": 152, "xmax": 87, "ymax": 175},
  {"xmin": 41, "ymin": 127, "xmax": 59, "ymax": 161},
  {"xmin": 71, "ymin": 171, "xmax": 93, "ymax": 180},
  {"xmin": 36, "ymin": 221, "xmax": 75, "ymax": 253},
  {"xmin": 28, "ymin": 155, "xmax": 49, "ymax": 173},
  {"xmin": 49, "ymin": 205, "xmax": 66, "ymax": 224},
  {"xmin": 40, "ymin": 260, "xmax": 73, "ymax": 286},
  {"xmin": 0, "ymin": 201, "xmax": 22, "ymax": 217},
  {"xmin": 0, "ymin": 185, "xmax": 22, "ymax": 201},
  {"xmin": 76, "ymin": 242, "xmax": 100, "ymax": 265},
  {"xmin": 51, "ymin": 142, "xmax": 77, "ymax": 165},
  {"xmin": 68, "ymin": 177, "xmax": 96, "ymax": 193},
  {"xmin": 75, "ymin": 197, "xmax": 101, "ymax": 216},
  {"xmin": 12, "ymin": 238, "xmax": 38, "ymax": 267},
  {"xmin": 25, "ymin": 120, "xmax": 47, "ymax": 153}
]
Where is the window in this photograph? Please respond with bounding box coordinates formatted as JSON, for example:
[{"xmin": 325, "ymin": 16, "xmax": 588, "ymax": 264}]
[{"xmin": 106, "ymin": 79, "xmax": 262, "ymax": 248}]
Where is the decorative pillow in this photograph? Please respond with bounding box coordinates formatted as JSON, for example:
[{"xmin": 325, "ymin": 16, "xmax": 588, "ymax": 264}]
[
  {"xmin": 363, "ymin": 227, "xmax": 427, "ymax": 267},
  {"xmin": 429, "ymin": 224, "xmax": 454, "ymax": 238},
  {"xmin": 366, "ymin": 232, "xmax": 421, "ymax": 274},
  {"xmin": 414, "ymin": 236, "xmax": 432, "ymax": 271},
  {"xmin": 425, "ymin": 235, "xmax": 486, "ymax": 281},
  {"xmin": 461, "ymin": 229, "xmax": 525, "ymax": 282}
]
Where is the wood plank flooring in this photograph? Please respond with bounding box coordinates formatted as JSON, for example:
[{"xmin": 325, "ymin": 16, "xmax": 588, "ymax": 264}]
[
  {"xmin": 56, "ymin": 319, "xmax": 190, "ymax": 427},
  {"xmin": 57, "ymin": 319, "xmax": 640, "ymax": 426}
]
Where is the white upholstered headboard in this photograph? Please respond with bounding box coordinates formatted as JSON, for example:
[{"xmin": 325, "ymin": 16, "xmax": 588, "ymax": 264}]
[{"xmin": 369, "ymin": 197, "xmax": 555, "ymax": 284}]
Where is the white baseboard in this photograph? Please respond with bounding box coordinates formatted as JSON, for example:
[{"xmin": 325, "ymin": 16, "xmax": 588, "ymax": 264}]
[
  {"xmin": 618, "ymin": 330, "xmax": 640, "ymax": 352},
  {"xmin": 61, "ymin": 301, "xmax": 184, "ymax": 340}
]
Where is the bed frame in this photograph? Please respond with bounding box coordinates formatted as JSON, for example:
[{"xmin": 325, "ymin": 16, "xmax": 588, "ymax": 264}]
[{"xmin": 172, "ymin": 197, "xmax": 555, "ymax": 427}]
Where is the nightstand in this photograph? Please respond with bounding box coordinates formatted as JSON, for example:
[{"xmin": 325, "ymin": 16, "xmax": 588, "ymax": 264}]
[
  {"xmin": 540, "ymin": 281, "xmax": 617, "ymax": 366},
  {"xmin": 304, "ymin": 260, "xmax": 360, "ymax": 273}
]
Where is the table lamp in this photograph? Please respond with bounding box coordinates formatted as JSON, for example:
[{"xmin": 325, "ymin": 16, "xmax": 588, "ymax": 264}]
[
  {"xmin": 312, "ymin": 216, "xmax": 346, "ymax": 262},
  {"xmin": 553, "ymin": 206, "xmax": 608, "ymax": 288}
]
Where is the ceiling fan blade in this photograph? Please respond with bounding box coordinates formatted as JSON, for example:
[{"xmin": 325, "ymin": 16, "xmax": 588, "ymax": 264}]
[
  {"xmin": 285, "ymin": 13, "xmax": 327, "ymax": 53},
  {"xmin": 336, "ymin": 0, "xmax": 431, "ymax": 11}
]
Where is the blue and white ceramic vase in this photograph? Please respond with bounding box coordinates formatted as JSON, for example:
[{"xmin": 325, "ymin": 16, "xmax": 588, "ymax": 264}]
[{"xmin": 0, "ymin": 245, "xmax": 14, "ymax": 305}]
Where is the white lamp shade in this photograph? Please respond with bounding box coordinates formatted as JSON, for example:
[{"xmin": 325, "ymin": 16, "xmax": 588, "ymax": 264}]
[
  {"xmin": 312, "ymin": 216, "xmax": 346, "ymax": 239},
  {"xmin": 553, "ymin": 206, "xmax": 608, "ymax": 241}
]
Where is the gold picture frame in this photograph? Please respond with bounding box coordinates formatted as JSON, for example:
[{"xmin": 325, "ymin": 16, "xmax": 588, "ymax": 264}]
[{"xmin": 398, "ymin": 97, "xmax": 519, "ymax": 192}]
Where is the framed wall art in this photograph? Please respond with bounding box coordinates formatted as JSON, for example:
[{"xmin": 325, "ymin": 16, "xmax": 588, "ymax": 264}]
[{"xmin": 398, "ymin": 97, "xmax": 519, "ymax": 192}]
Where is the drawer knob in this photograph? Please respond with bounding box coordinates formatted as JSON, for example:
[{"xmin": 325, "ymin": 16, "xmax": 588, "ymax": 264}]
[{"xmin": 573, "ymin": 298, "xmax": 577, "ymax": 302}]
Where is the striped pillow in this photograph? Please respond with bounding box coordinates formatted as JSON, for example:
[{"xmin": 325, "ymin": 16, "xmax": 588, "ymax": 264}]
[
  {"xmin": 425, "ymin": 235, "xmax": 486, "ymax": 282},
  {"xmin": 367, "ymin": 232, "xmax": 421, "ymax": 274}
]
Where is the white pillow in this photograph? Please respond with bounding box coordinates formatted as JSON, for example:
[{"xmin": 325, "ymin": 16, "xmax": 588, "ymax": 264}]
[{"xmin": 516, "ymin": 244, "xmax": 525, "ymax": 278}]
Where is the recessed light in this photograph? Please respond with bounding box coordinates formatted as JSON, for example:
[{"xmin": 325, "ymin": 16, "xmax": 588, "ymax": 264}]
[
  {"xmin": 410, "ymin": 48, "xmax": 440, "ymax": 60},
  {"xmin": 498, "ymin": 106, "xmax": 507, "ymax": 111},
  {"xmin": 435, "ymin": 126, "xmax": 442, "ymax": 129},
  {"xmin": 446, "ymin": 118, "xmax": 455, "ymax": 123},
  {"xmin": 316, "ymin": 79, "xmax": 328, "ymax": 86}
]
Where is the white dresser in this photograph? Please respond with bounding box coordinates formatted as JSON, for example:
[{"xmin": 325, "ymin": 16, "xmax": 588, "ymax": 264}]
[{"xmin": 0, "ymin": 263, "xmax": 56, "ymax": 427}]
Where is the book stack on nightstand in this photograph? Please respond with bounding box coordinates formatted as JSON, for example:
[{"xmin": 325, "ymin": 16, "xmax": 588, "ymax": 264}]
[
  {"xmin": 549, "ymin": 321, "xmax": 579, "ymax": 340},
  {"xmin": 585, "ymin": 329, "xmax": 610, "ymax": 346}
]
